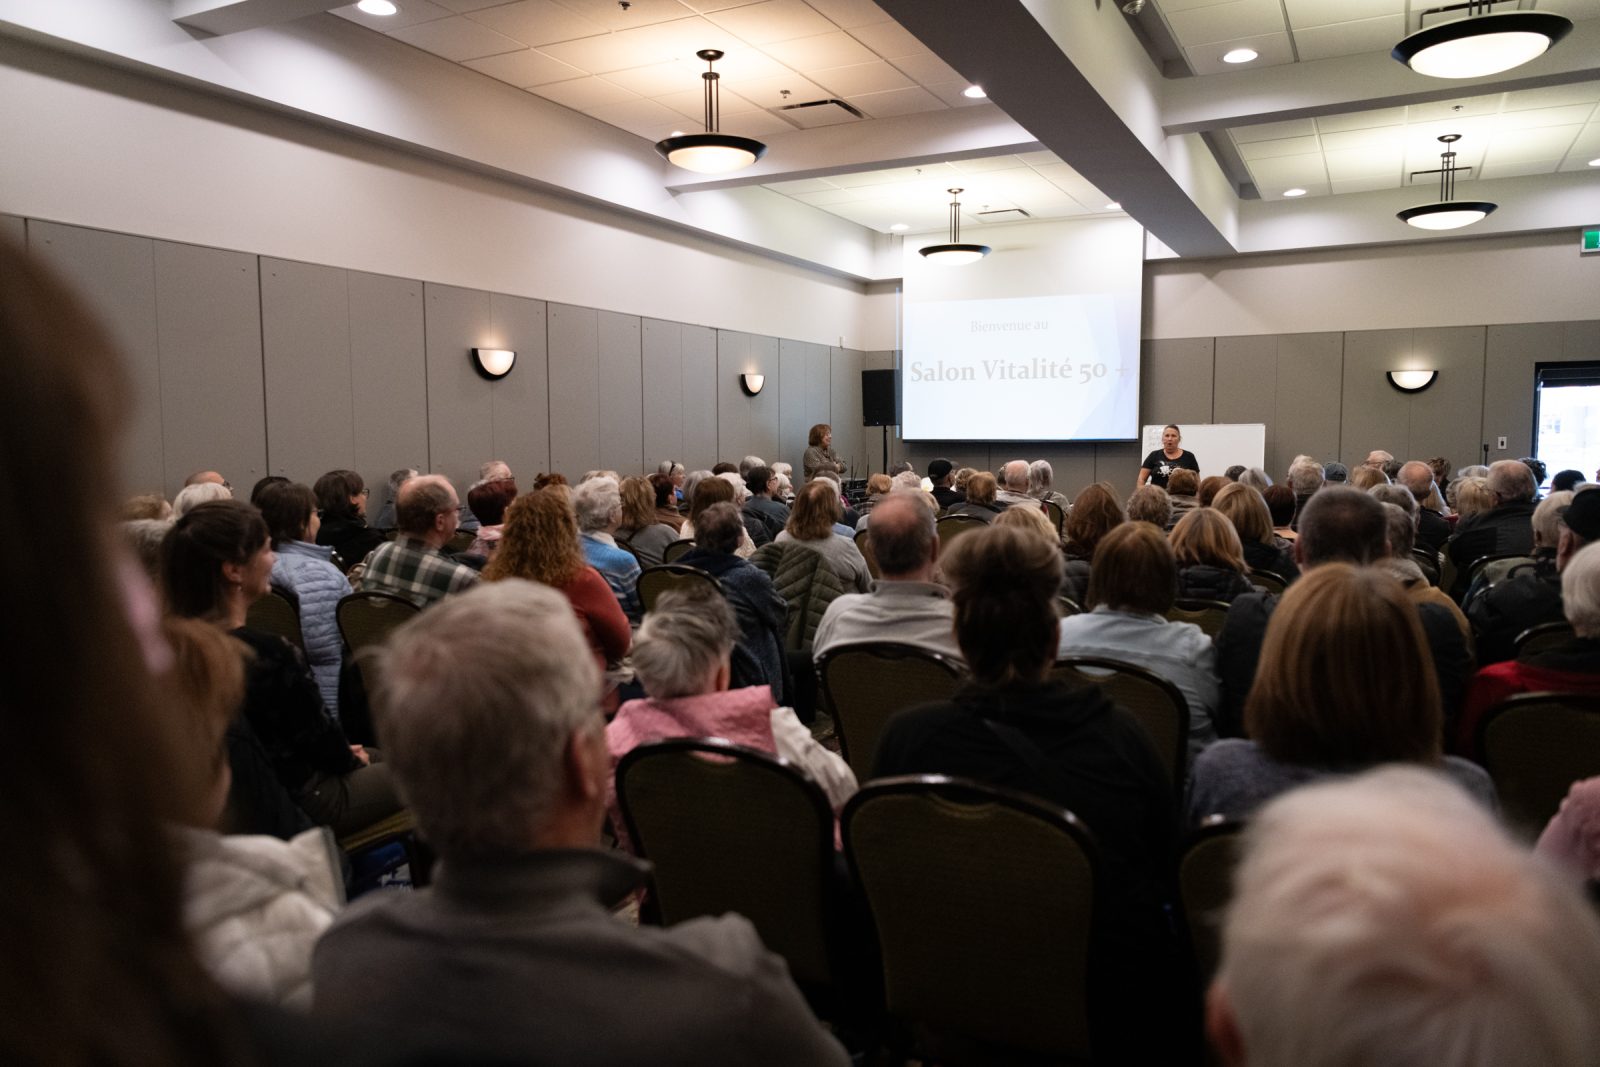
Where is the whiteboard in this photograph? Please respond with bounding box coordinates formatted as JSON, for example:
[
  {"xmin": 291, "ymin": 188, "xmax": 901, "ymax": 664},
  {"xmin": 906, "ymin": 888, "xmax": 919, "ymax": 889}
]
[{"xmin": 1140, "ymin": 424, "xmax": 1266, "ymax": 480}]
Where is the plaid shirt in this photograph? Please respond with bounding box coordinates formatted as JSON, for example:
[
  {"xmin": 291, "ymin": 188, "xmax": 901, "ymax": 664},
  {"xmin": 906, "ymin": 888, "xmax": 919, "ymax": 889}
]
[{"xmin": 357, "ymin": 536, "xmax": 479, "ymax": 608}]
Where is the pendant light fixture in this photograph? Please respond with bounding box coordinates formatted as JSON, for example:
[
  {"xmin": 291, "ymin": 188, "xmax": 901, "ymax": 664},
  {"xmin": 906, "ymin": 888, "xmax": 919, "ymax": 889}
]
[
  {"xmin": 655, "ymin": 50, "xmax": 766, "ymax": 174},
  {"xmin": 1397, "ymin": 134, "xmax": 1497, "ymax": 231},
  {"xmin": 919, "ymin": 188, "xmax": 991, "ymax": 266},
  {"xmin": 1392, "ymin": 2, "xmax": 1571, "ymax": 80}
]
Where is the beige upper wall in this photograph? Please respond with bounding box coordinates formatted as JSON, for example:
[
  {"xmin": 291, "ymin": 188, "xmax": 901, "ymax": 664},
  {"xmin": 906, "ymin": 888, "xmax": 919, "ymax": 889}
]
[{"xmin": 1144, "ymin": 231, "xmax": 1600, "ymax": 341}]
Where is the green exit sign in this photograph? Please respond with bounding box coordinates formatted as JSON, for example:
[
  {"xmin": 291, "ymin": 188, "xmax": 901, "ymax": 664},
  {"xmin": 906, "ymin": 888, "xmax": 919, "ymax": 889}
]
[{"xmin": 1584, "ymin": 228, "xmax": 1600, "ymax": 255}]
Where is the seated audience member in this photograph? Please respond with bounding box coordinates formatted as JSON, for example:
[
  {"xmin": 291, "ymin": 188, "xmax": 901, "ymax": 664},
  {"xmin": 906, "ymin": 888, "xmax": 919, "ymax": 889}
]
[
  {"xmin": 1197, "ymin": 475, "xmax": 1229, "ymax": 508},
  {"xmin": 1059, "ymin": 522, "xmax": 1220, "ymax": 760},
  {"xmin": 1399, "ymin": 460, "xmax": 1451, "ymax": 554},
  {"xmin": 313, "ymin": 469, "xmax": 385, "ymax": 573},
  {"xmin": 1028, "ymin": 459, "xmax": 1072, "ymax": 513},
  {"xmin": 1364, "ymin": 448, "xmax": 1394, "ymax": 470},
  {"xmin": 355, "ymin": 475, "xmax": 479, "ymax": 608},
  {"xmin": 953, "ymin": 466, "xmax": 978, "ymax": 498},
  {"xmin": 812, "ymin": 470, "xmax": 863, "ymax": 530},
  {"xmin": 1320, "ymin": 460, "xmax": 1348, "ymax": 485},
  {"xmin": 657, "ymin": 459, "xmax": 686, "ymax": 502},
  {"xmin": 163, "ymin": 617, "xmax": 340, "ymax": 1010},
  {"xmin": 1062, "ymin": 482, "xmax": 1127, "ymax": 604},
  {"xmin": 186, "ymin": 469, "xmax": 231, "ymax": 491},
  {"xmin": 1214, "ymin": 486, "xmax": 1471, "ymax": 739},
  {"xmin": 1171, "ymin": 508, "xmax": 1255, "ymax": 604},
  {"xmin": 682, "ymin": 474, "xmax": 756, "ymax": 558},
  {"xmin": 648, "ymin": 472, "xmax": 686, "ymax": 532},
  {"xmin": 993, "ymin": 499, "xmax": 1058, "ymax": 545},
  {"xmin": 1552, "ymin": 468, "xmax": 1587, "ymax": 494},
  {"xmin": 996, "ymin": 460, "xmax": 1036, "ymax": 508},
  {"xmin": 1376, "ymin": 503, "xmax": 1470, "ymax": 646},
  {"xmin": 1224, "ymin": 465, "xmax": 1246, "ymax": 482},
  {"xmin": 1262, "ymin": 484, "xmax": 1298, "ymax": 542},
  {"xmin": 607, "ymin": 585, "xmax": 855, "ymax": 848},
  {"xmin": 1448, "ymin": 459, "xmax": 1539, "ymax": 592},
  {"xmin": 372, "ymin": 467, "xmax": 416, "ymax": 531},
  {"xmin": 164, "ymin": 500, "xmax": 400, "ymax": 837},
  {"xmin": 1210, "ymin": 769, "xmax": 1600, "ymax": 1067},
  {"xmin": 1237, "ymin": 468, "xmax": 1271, "ymax": 494},
  {"xmin": 1213, "ymin": 483, "xmax": 1298, "ymax": 584},
  {"xmin": 484, "ymin": 487, "xmax": 630, "ymax": 675},
  {"xmin": 739, "ymin": 454, "xmax": 765, "ymax": 478},
  {"xmin": 248, "ymin": 476, "xmax": 288, "ymax": 505},
  {"xmin": 1459, "ymin": 540, "xmax": 1600, "ymax": 756},
  {"xmin": 1428, "ymin": 455, "xmax": 1454, "ymax": 495},
  {"xmin": 1125, "ymin": 483, "xmax": 1173, "ymax": 530},
  {"xmin": 1466, "ymin": 489, "xmax": 1587, "ymax": 664},
  {"xmin": 854, "ymin": 472, "xmax": 893, "ymax": 524},
  {"xmin": 533, "ymin": 471, "xmax": 569, "ymax": 491},
  {"xmin": 312, "ymin": 581, "xmax": 849, "ymax": 1066},
  {"xmin": 1288, "ymin": 460, "xmax": 1326, "ymax": 527},
  {"xmin": 1189, "ymin": 566, "xmax": 1492, "ymax": 823},
  {"xmin": 123, "ymin": 492, "xmax": 173, "ymax": 521},
  {"xmin": 1538, "ymin": 776, "xmax": 1600, "ymax": 881},
  {"xmin": 872, "ymin": 525, "xmax": 1195, "ymax": 1061},
  {"xmin": 1166, "ymin": 468, "xmax": 1201, "ymax": 523},
  {"xmin": 1348, "ymin": 465, "xmax": 1389, "ymax": 490},
  {"xmin": 777, "ymin": 480, "xmax": 872, "ymax": 593},
  {"xmin": 945, "ymin": 471, "xmax": 1005, "ymax": 523},
  {"xmin": 813, "ymin": 492, "xmax": 960, "ymax": 662},
  {"xmin": 173, "ymin": 480, "xmax": 231, "ymax": 520},
  {"xmin": 1451, "ymin": 473, "xmax": 1495, "ymax": 520},
  {"xmin": 122, "ymin": 517, "xmax": 173, "ymax": 580},
  {"xmin": 615, "ymin": 475, "xmax": 678, "ymax": 566},
  {"xmin": 928, "ymin": 458, "xmax": 962, "ymax": 509},
  {"xmin": 255, "ymin": 481, "xmax": 348, "ymax": 715},
  {"xmin": 770, "ymin": 461, "xmax": 796, "ymax": 504},
  {"xmin": 465, "ymin": 476, "xmax": 517, "ymax": 561},
  {"xmin": 890, "ymin": 470, "xmax": 924, "ymax": 495},
  {"xmin": 677, "ymin": 502, "xmax": 788, "ymax": 701},
  {"xmin": 742, "ymin": 465, "xmax": 790, "ymax": 543},
  {"xmin": 572, "ymin": 477, "xmax": 642, "ymax": 624},
  {"xmin": 1522, "ymin": 456, "xmax": 1549, "ymax": 492}
]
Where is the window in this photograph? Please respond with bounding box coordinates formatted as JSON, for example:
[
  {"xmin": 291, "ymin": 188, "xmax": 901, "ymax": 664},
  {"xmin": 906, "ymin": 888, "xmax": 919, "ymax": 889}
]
[{"xmin": 1534, "ymin": 362, "xmax": 1600, "ymax": 484}]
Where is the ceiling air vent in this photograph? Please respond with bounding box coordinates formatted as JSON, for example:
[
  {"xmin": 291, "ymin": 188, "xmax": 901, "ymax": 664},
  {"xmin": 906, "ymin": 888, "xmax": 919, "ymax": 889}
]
[
  {"xmin": 976, "ymin": 207, "xmax": 1031, "ymax": 222},
  {"xmin": 777, "ymin": 98, "xmax": 865, "ymax": 128}
]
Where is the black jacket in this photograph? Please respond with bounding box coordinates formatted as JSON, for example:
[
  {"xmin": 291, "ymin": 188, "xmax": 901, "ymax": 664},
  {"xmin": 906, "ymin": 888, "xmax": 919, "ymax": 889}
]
[
  {"xmin": 1466, "ymin": 553, "xmax": 1563, "ymax": 665},
  {"xmin": 1241, "ymin": 538, "xmax": 1299, "ymax": 584},
  {"xmin": 1176, "ymin": 564, "xmax": 1254, "ymax": 604},
  {"xmin": 1447, "ymin": 500, "xmax": 1537, "ymax": 594},
  {"xmin": 317, "ymin": 515, "xmax": 386, "ymax": 574},
  {"xmin": 1416, "ymin": 507, "xmax": 1452, "ymax": 556}
]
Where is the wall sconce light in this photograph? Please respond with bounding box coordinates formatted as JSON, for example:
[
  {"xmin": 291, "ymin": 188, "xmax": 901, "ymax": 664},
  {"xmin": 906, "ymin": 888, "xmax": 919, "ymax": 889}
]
[
  {"xmin": 739, "ymin": 373, "xmax": 765, "ymax": 396},
  {"xmin": 471, "ymin": 347, "xmax": 516, "ymax": 381},
  {"xmin": 1387, "ymin": 369, "xmax": 1438, "ymax": 393}
]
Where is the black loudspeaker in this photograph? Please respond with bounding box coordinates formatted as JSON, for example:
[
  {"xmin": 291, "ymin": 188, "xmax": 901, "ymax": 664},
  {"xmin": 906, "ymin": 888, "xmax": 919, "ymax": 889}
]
[{"xmin": 862, "ymin": 369, "xmax": 897, "ymax": 427}]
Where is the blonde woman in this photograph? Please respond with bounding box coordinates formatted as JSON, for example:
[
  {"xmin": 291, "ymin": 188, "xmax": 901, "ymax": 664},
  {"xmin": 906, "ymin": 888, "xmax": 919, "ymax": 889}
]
[
  {"xmin": 617, "ymin": 475, "xmax": 679, "ymax": 566},
  {"xmin": 1212, "ymin": 482, "xmax": 1298, "ymax": 583},
  {"xmin": 778, "ymin": 480, "xmax": 872, "ymax": 593},
  {"xmin": 1170, "ymin": 508, "xmax": 1254, "ymax": 603}
]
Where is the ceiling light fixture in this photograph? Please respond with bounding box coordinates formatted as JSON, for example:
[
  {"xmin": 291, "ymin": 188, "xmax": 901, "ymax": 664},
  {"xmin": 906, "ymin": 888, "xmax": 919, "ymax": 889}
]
[
  {"xmin": 1222, "ymin": 48, "xmax": 1258, "ymax": 64},
  {"xmin": 1392, "ymin": 2, "xmax": 1572, "ymax": 79},
  {"xmin": 1282, "ymin": 187, "xmax": 1307, "ymax": 198},
  {"xmin": 1589, "ymin": 158, "xmax": 1600, "ymax": 167},
  {"xmin": 1104, "ymin": 202, "xmax": 1122, "ymax": 211},
  {"xmin": 1397, "ymin": 133, "xmax": 1496, "ymax": 231},
  {"xmin": 356, "ymin": 0, "xmax": 399, "ymax": 13},
  {"xmin": 654, "ymin": 50, "xmax": 766, "ymax": 174},
  {"xmin": 889, "ymin": 223, "xmax": 909, "ymax": 231},
  {"xmin": 919, "ymin": 188, "xmax": 990, "ymax": 266},
  {"xmin": 962, "ymin": 85, "xmax": 987, "ymax": 99}
]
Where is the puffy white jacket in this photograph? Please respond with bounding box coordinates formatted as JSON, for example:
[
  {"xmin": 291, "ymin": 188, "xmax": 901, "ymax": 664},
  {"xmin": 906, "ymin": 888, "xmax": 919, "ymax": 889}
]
[
  {"xmin": 180, "ymin": 826, "xmax": 344, "ymax": 1010},
  {"xmin": 271, "ymin": 540, "xmax": 349, "ymax": 715}
]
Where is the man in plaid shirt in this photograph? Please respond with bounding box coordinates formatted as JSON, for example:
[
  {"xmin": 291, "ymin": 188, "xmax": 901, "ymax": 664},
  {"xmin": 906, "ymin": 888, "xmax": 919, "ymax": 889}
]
[{"xmin": 357, "ymin": 474, "xmax": 479, "ymax": 608}]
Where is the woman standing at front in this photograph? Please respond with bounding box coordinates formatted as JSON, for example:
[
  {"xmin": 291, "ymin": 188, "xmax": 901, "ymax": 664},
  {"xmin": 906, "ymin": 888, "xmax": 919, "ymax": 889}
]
[
  {"xmin": 803, "ymin": 423, "xmax": 845, "ymax": 484},
  {"xmin": 1137, "ymin": 424, "xmax": 1199, "ymax": 489}
]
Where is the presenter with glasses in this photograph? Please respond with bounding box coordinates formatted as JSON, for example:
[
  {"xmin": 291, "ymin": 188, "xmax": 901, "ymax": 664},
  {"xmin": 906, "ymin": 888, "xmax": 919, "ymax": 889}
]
[{"xmin": 1137, "ymin": 424, "xmax": 1199, "ymax": 489}]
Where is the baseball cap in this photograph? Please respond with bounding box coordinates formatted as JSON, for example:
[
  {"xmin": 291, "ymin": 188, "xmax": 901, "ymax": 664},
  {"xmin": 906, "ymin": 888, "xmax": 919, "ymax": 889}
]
[
  {"xmin": 928, "ymin": 458, "xmax": 954, "ymax": 481},
  {"xmin": 1562, "ymin": 487, "xmax": 1600, "ymax": 541}
]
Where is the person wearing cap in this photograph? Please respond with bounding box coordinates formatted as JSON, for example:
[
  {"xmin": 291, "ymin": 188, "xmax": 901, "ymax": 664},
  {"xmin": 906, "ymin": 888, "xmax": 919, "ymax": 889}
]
[
  {"xmin": 1466, "ymin": 488, "xmax": 1599, "ymax": 666},
  {"xmin": 928, "ymin": 458, "xmax": 963, "ymax": 510}
]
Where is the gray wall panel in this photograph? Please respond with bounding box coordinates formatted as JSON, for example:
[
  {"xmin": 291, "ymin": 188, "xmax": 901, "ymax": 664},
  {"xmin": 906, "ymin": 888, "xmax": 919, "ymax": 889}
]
[
  {"xmin": 642, "ymin": 319, "xmax": 683, "ymax": 471},
  {"xmin": 152, "ymin": 241, "xmax": 266, "ymax": 495},
  {"xmin": 681, "ymin": 325, "xmax": 718, "ymax": 472},
  {"xmin": 423, "ymin": 283, "xmax": 495, "ymax": 490},
  {"xmin": 2, "ymin": 214, "xmax": 23, "ymax": 245},
  {"xmin": 27, "ymin": 221, "xmax": 164, "ymax": 494},
  {"xmin": 1405, "ymin": 326, "xmax": 1486, "ymax": 470},
  {"xmin": 1141, "ymin": 338, "xmax": 1215, "ymax": 428},
  {"xmin": 488, "ymin": 292, "xmax": 550, "ymax": 479},
  {"xmin": 260, "ymin": 258, "xmax": 355, "ymax": 484},
  {"xmin": 1094, "ymin": 443, "xmax": 1142, "ymax": 499},
  {"xmin": 548, "ymin": 303, "xmax": 601, "ymax": 478},
  {"xmin": 830, "ymin": 347, "xmax": 866, "ymax": 476},
  {"xmin": 1028, "ymin": 446, "xmax": 1097, "ymax": 499},
  {"xmin": 778, "ymin": 339, "xmax": 808, "ymax": 476},
  {"xmin": 1484, "ymin": 323, "xmax": 1556, "ymax": 465},
  {"xmin": 1339, "ymin": 329, "xmax": 1410, "ymax": 469},
  {"xmin": 747, "ymin": 334, "xmax": 782, "ymax": 466},
  {"xmin": 716, "ymin": 331, "xmax": 750, "ymax": 464},
  {"xmin": 1271, "ymin": 333, "xmax": 1343, "ymax": 479},
  {"xmin": 349, "ymin": 270, "xmax": 428, "ymax": 499},
  {"xmin": 802, "ymin": 341, "xmax": 832, "ymax": 474},
  {"xmin": 597, "ymin": 311, "xmax": 642, "ymax": 476},
  {"xmin": 1213, "ymin": 335, "xmax": 1277, "ymax": 444}
]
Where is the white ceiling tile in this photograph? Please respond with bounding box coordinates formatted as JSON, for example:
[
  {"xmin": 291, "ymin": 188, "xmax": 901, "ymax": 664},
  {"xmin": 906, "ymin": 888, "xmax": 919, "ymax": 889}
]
[
  {"xmin": 1244, "ymin": 151, "xmax": 1328, "ymax": 186},
  {"xmin": 702, "ymin": 106, "xmax": 793, "ymax": 135},
  {"xmin": 466, "ymin": 0, "xmax": 606, "ymax": 44},
  {"xmin": 946, "ymin": 155, "xmax": 1027, "ymax": 174},
  {"xmin": 547, "ymin": 0, "xmax": 699, "ymax": 31},
  {"xmin": 1231, "ymin": 118, "xmax": 1317, "ymax": 143},
  {"xmin": 432, "ymin": 0, "xmax": 523, "ymax": 11},
  {"xmin": 1568, "ymin": 123, "xmax": 1600, "ymax": 154},
  {"xmin": 1330, "ymin": 175, "xmax": 1396, "ymax": 194},
  {"xmin": 800, "ymin": 0, "xmax": 890, "ymax": 28},
  {"xmin": 736, "ymin": 72, "xmax": 826, "ymax": 107},
  {"xmin": 810, "ymin": 60, "xmax": 913, "ymax": 97},
  {"xmin": 922, "ymin": 81, "xmax": 989, "ymax": 108},
  {"xmin": 1405, "ymin": 95, "xmax": 1501, "ymax": 121},
  {"xmin": 332, "ymin": 0, "xmax": 454, "ymax": 32},
  {"xmin": 1291, "ymin": 14, "xmax": 1404, "ymax": 62},
  {"xmin": 1260, "ymin": 181, "xmax": 1329, "ymax": 199},
  {"xmin": 1558, "ymin": 154, "xmax": 1600, "ymax": 172},
  {"xmin": 764, "ymin": 177, "xmax": 839, "ymax": 193},
  {"xmin": 1167, "ymin": 0, "xmax": 1286, "ymax": 46},
  {"xmin": 705, "ymin": 0, "xmax": 838, "ymax": 43},
  {"xmin": 846, "ymin": 19, "xmax": 925, "ymax": 58},
  {"xmin": 677, "ymin": 0, "xmax": 769, "ymax": 10},
  {"xmin": 763, "ymin": 30, "xmax": 879, "ymax": 69},
  {"xmin": 794, "ymin": 186, "xmax": 873, "ymax": 205},
  {"xmin": 1314, "ymin": 107, "xmax": 1406, "ymax": 134},
  {"xmin": 1281, "ymin": 0, "xmax": 1400, "ymax": 30},
  {"xmin": 850, "ymin": 85, "xmax": 947, "ymax": 118},
  {"xmin": 1478, "ymin": 157, "xmax": 1562, "ymax": 179},
  {"xmin": 1502, "ymin": 103, "xmax": 1600, "ymax": 129},
  {"xmin": 888, "ymin": 51, "xmax": 965, "ymax": 85},
  {"xmin": 1030, "ymin": 162, "xmax": 1107, "ymax": 203},
  {"xmin": 1501, "ymin": 83, "xmax": 1600, "ymax": 111},
  {"xmin": 462, "ymin": 48, "xmax": 585, "ymax": 85},
  {"xmin": 1317, "ymin": 125, "xmax": 1405, "ymax": 153},
  {"xmin": 1016, "ymin": 150, "xmax": 1062, "ymax": 165},
  {"xmin": 388, "ymin": 16, "xmax": 528, "ymax": 60},
  {"xmin": 530, "ymin": 74, "xmax": 641, "ymax": 109},
  {"xmin": 1184, "ymin": 31, "xmax": 1295, "ymax": 76},
  {"xmin": 538, "ymin": 16, "xmax": 724, "ymax": 71},
  {"xmin": 1486, "ymin": 124, "xmax": 1585, "ymax": 163},
  {"xmin": 1237, "ymin": 135, "xmax": 1323, "ymax": 160},
  {"xmin": 601, "ymin": 58, "xmax": 703, "ymax": 95},
  {"xmin": 656, "ymin": 85, "xmax": 760, "ymax": 118},
  {"xmin": 1160, "ymin": 0, "xmax": 1255, "ymax": 11},
  {"xmin": 582, "ymin": 97, "xmax": 685, "ymax": 137},
  {"xmin": 1322, "ymin": 146, "xmax": 1400, "ymax": 180}
]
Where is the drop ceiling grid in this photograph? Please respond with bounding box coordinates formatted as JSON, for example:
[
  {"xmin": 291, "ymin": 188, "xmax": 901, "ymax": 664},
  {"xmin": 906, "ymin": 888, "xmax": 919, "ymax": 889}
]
[{"xmin": 333, "ymin": 0, "xmax": 986, "ymax": 142}]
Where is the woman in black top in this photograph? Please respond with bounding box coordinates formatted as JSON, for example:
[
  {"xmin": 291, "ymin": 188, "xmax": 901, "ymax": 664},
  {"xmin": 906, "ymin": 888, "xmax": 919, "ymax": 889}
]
[
  {"xmin": 314, "ymin": 468, "xmax": 386, "ymax": 573},
  {"xmin": 1138, "ymin": 423, "xmax": 1200, "ymax": 489}
]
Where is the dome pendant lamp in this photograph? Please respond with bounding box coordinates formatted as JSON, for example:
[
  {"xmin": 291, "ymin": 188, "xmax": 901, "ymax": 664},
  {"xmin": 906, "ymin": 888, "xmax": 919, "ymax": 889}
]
[
  {"xmin": 919, "ymin": 188, "xmax": 991, "ymax": 266},
  {"xmin": 655, "ymin": 50, "xmax": 767, "ymax": 175},
  {"xmin": 1392, "ymin": 2, "xmax": 1571, "ymax": 80},
  {"xmin": 1397, "ymin": 134, "xmax": 1497, "ymax": 231}
]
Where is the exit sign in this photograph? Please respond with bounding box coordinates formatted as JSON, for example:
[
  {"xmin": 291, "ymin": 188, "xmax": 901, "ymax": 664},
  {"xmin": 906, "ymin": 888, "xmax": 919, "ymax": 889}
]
[{"xmin": 1584, "ymin": 228, "xmax": 1600, "ymax": 255}]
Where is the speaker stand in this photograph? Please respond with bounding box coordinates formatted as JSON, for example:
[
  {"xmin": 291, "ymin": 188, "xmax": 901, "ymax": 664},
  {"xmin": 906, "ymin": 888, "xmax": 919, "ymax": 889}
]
[{"xmin": 881, "ymin": 425, "xmax": 890, "ymax": 475}]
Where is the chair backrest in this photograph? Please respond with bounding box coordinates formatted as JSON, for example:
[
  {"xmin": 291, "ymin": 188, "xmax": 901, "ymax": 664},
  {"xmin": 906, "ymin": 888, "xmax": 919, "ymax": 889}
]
[
  {"xmin": 445, "ymin": 528, "xmax": 477, "ymax": 555},
  {"xmin": 1177, "ymin": 816, "xmax": 1245, "ymax": 983},
  {"xmin": 662, "ymin": 538, "xmax": 695, "ymax": 563},
  {"xmin": 1167, "ymin": 598, "xmax": 1232, "ymax": 640},
  {"xmin": 1056, "ymin": 594, "xmax": 1082, "ymax": 618},
  {"xmin": 1480, "ymin": 692, "xmax": 1600, "ymax": 833},
  {"xmin": 935, "ymin": 514, "xmax": 986, "ymax": 547},
  {"xmin": 336, "ymin": 591, "xmax": 422, "ymax": 653},
  {"xmin": 1516, "ymin": 620, "xmax": 1575, "ymax": 657},
  {"xmin": 246, "ymin": 588, "xmax": 304, "ymax": 650},
  {"xmin": 1043, "ymin": 499, "xmax": 1065, "ymax": 534},
  {"xmin": 1462, "ymin": 552, "xmax": 1536, "ymax": 606},
  {"xmin": 616, "ymin": 739, "xmax": 836, "ymax": 989},
  {"xmin": 1050, "ymin": 656, "xmax": 1190, "ymax": 787},
  {"xmin": 843, "ymin": 776, "xmax": 1099, "ymax": 1062},
  {"xmin": 1247, "ymin": 569, "xmax": 1285, "ymax": 596},
  {"xmin": 854, "ymin": 528, "xmax": 881, "ymax": 580},
  {"xmin": 636, "ymin": 564, "xmax": 723, "ymax": 614},
  {"xmin": 1410, "ymin": 548, "xmax": 1442, "ymax": 587},
  {"xmin": 817, "ymin": 642, "xmax": 967, "ymax": 780}
]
